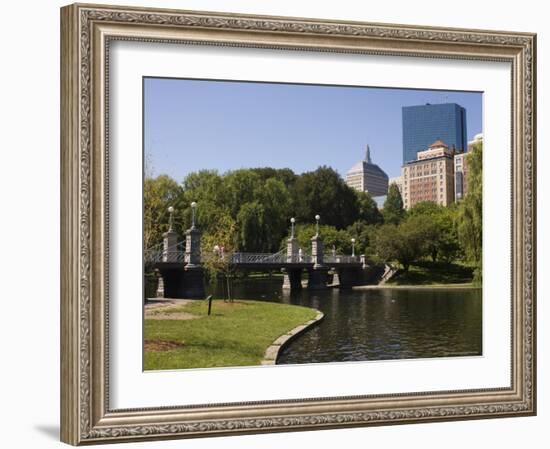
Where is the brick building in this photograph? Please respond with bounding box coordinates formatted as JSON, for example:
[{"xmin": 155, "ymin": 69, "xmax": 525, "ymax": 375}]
[{"xmin": 401, "ymin": 140, "xmax": 455, "ymax": 209}]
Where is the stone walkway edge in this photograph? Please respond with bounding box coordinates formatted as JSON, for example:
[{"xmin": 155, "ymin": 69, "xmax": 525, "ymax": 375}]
[{"xmin": 261, "ymin": 310, "xmax": 325, "ymax": 365}]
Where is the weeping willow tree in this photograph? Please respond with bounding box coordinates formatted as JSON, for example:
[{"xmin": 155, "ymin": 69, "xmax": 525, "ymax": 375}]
[{"xmin": 457, "ymin": 141, "xmax": 483, "ymax": 284}]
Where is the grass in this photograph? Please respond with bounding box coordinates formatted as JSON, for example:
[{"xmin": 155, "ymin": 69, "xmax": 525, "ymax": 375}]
[
  {"xmin": 144, "ymin": 300, "xmax": 318, "ymax": 370},
  {"xmin": 386, "ymin": 261, "xmax": 475, "ymax": 286}
]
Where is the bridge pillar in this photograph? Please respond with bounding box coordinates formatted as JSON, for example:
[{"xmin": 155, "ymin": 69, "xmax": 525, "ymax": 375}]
[
  {"xmin": 185, "ymin": 226, "xmax": 201, "ymax": 267},
  {"xmin": 310, "ymin": 233, "xmax": 324, "ymax": 269},
  {"xmin": 282, "ymin": 268, "xmax": 302, "ymax": 290},
  {"xmin": 330, "ymin": 269, "xmax": 340, "ymax": 287},
  {"xmin": 286, "ymin": 236, "xmax": 299, "ymax": 263},
  {"xmin": 308, "ymin": 233, "xmax": 328, "ymax": 289},
  {"xmin": 154, "ymin": 269, "xmax": 165, "ymax": 298},
  {"xmin": 162, "ymin": 229, "xmax": 179, "ymax": 262},
  {"xmin": 183, "ymin": 225, "xmax": 205, "ymax": 298}
]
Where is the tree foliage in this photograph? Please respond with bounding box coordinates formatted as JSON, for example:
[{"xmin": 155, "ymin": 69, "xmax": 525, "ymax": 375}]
[
  {"xmin": 408, "ymin": 201, "xmax": 461, "ymax": 263},
  {"xmin": 292, "ymin": 166, "xmax": 360, "ymax": 229},
  {"xmin": 346, "ymin": 221, "xmax": 378, "ymax": 257},
  {"xmin": 237, "ymin": 201, "xmax": 266, "ymax": 252},
  {"xmin": 374, "ymin": 219, "xmax": 427, "ymax": 271},
  {"xmin": 373, "ymin": 209, "xmax": 461, "ymax": 270},
  {"xmin": 355, "ymin": 191, "xmax": 384, "ymax": 225},
  {"xmin": 457, "ymin": 141, "xmax": 483, "ymax": 282},
  {"xmin": 145, "ymin": 166, "xmax": 381, "ymax": 253},
  {"xmin": 143, "ymin": 175, "xmax": 185, "ymax": 249},
  {"xmin": 287, "ymin": 224, "xmax": 353, "ymax": 256},
  {"xmin": 201, "ymin": 214, "xmax": 238, "ymax": 300},
  {"xmin": 382, "ymin": 183, "xmax": 405, "ymax": 224}
]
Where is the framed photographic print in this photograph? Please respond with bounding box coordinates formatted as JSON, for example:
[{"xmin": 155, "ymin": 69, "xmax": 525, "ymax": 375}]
[{"xmin": 60, "ymin": 3, "xmax": 537, "ymax": 445}]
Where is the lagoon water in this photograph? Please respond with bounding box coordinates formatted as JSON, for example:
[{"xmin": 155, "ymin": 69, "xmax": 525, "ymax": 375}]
[{"xmin": 216, "ymin": 278, "xmax": 482, "ymax": 364}]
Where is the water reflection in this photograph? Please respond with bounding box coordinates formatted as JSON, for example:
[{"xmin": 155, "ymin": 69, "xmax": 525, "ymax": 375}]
[{"xmin": 210, "ymin": 278, "xmax": 482, "ymax": 364}]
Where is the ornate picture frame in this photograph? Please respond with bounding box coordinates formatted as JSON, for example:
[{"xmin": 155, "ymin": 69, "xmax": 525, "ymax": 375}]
[{"xmin": 60, "ymin": 3, "xmax": 536, "ymax": 445}]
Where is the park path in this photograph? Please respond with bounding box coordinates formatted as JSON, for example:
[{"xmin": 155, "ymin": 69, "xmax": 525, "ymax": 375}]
[{"xmin": 144, "ymin": 299, "xmax": 198, "ymax": 320}]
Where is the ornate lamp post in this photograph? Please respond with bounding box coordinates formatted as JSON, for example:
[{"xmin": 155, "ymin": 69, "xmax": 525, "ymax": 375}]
[
  {"xmin": 162, "ymin": 206, "xmax": 178, "ymax": 262},
  {"xmin": 183, "ymin": 200, "xmax": 205, "ymax": 298},
  {"xmin": 167, "ymin": 206, "xmax": 174, "ymax": 232},
  {"xmin": 190, "ymin": 201, "xmax": 197, "ymax": 229},
  {"xmin": 185, "ymin": 201, "xmax": 201, "ymax": 267},
  {"xmin": 315, "ymin": 214, "xmax": 320, "ymax": 236},
  {"xmin": 286, "ymin": 217, "xmax": 299, "ymax": 265},
  {"xmin": 351, "ymin": 238, "xmax": 356, "ymax": 257},
  {"xmin": 309, "ymin": 214, "xmax": 328, "ymax": 289}
]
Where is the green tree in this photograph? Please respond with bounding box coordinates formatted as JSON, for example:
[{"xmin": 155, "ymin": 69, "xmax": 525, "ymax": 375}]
[
  {"xmin": 291, "ymin": 166, "xmax": 359, "ymax": 229},
  {"xmin": 254, "ymin": 178, "xmax": 292, "ymax": 251},
  {"xmin": 373, "ymin": 218, "xmax": 429, "ymax": 271},
  {"xmin": 457, "ymin": 142, "xmax": 483, "ymax": 282},
  {"xmin": 346, "ymin": 221, "xmax": 378, "ymax": 257},
  {"xmin": 355, "ymin": 191, "xmax": 383, "ymax": 225},
  {"xmin": 225, "ymin": 169, "xmax": 262, "ymax": 217},
  {"xmin": 437, "ymin": 205, "xmax": 462, "ymax": 263},
  {"xmin": 202, "ymin": 214, "xmax": 238, "ymax": 301},
  {"xmin": 182, "ymin": 170, "xmax": 229, "ymax": 234},
  {"xmin": 251, "ymin": 167, "xmax": 297, "ymax": 187},
  {"xmin": 407, "ymin": 201, "xmax": 461, "ymax": 263},
  {"xmin": 382, "ymin": 183, "xmax": 405, "ymax": 224},
  {"xmin": 407, "ymin": 200, "xmax": 441, "ymax": 218},
  {"xmin": 287, "ymin": 224, "xmax": 353, "ymax": 255},
  {"xmin": 236, "ymin": 201, "xmax": 266, "ymax": 252},
  {"xmin": 182, "ymin": 169, "xmax": 293, "ymax": 252},
  {"xmin": 143, "ymin": 175, "xmax": 185, "ymax": 249}
]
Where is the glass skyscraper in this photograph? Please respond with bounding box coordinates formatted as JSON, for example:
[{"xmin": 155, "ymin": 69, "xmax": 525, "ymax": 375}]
[{"xmin": 402, "ymin": 103, "xmax": 467, "ymax": 164}]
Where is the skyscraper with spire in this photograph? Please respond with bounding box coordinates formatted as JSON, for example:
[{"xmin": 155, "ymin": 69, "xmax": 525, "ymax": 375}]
[{"xmin": 345, "ymin": 145, "xmax": 389, "ymax": 197}]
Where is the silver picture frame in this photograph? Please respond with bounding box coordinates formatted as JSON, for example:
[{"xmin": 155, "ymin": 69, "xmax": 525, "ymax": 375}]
[{"xmin": 60, "ymin": 3, "xmax": 536, "ymax": 444}]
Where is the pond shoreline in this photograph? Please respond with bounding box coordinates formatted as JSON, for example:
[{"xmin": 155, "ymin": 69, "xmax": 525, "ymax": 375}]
[
  {"xmin": 353, "ymin": 283, "xmax": 479, "ymax": 290},
  {"xmin": 261, "ymin": 310, "xmax": 324, "ymax": 365}
]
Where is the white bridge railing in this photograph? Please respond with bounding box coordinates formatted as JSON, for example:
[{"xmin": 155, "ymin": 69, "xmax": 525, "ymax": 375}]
[
  {"xmin": 144, "ymin": 248, "xmax": 361, "ymax": 265},
  {"xmin": 229, "ymin": 251, "xmax": 286, "ymax": 264},
  {"xmin": 228, "ymin": 250, "xmax": 317, "ymax": 264},
  {"xmin": 144, "ymin": 250, "xmax": 186, "ymax": 263},
  {"xmin": 144, "ymin": 241, "xmax": 185, "ymax": 263}
]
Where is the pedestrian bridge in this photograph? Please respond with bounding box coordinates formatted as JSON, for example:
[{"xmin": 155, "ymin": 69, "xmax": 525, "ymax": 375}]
[
  {"xmin": 144, "ymin": 244, "xmax": 377, "ymax": 299},
  {"xmin": 144, "ymin": 211, "xmax": 380, "ymax": 299}
]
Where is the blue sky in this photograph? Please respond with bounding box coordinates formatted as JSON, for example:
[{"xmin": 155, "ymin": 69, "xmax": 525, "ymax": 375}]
[{"xmin": 144, "ymin": 77, "xmax": 482, "ymax": 180}]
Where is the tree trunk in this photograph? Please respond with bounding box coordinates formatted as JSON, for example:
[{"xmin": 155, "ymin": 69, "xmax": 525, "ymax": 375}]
[
  {"xmin": 226, "ymin": 275, "xmax": 232, "ymax": 302},
  {"xmin": 222, "ymin": 275, "xmax": 228, "ymax": 302}
]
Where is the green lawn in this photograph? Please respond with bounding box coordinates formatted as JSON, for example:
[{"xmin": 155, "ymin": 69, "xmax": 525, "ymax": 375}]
[
  {"xmin": 387, "ymin": 261, "xmax": 475, "ymax": 286},
  {"xmin": 144, "ymin": 300, "xmax": 317, "ymax": 370}
]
